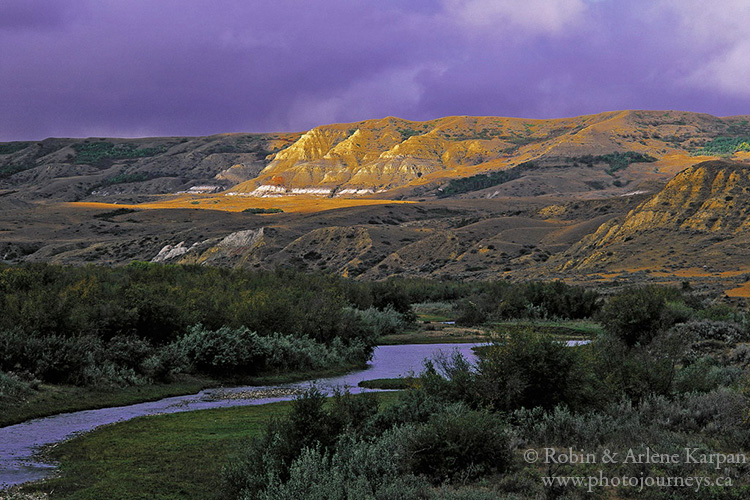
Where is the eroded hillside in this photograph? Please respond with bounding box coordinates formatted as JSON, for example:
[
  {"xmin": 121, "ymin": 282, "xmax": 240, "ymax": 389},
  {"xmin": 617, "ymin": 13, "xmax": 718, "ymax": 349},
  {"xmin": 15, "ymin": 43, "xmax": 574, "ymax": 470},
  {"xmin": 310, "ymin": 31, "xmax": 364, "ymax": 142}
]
[
  {"xmin": 557, "ymin": 160, "xmax": 750, "ymax": 277},
  {"xmin": 3, "ymin": 110, "xmax": 750, "ymax": 204}
]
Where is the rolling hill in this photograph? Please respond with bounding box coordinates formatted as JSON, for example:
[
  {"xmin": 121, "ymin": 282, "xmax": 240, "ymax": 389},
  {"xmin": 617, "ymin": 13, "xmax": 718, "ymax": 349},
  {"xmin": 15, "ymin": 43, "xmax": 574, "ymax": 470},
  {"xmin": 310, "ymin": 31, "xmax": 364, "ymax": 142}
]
[{"xmin": 1, "ymin": 110, "xmax": 749, "ymax": 298}]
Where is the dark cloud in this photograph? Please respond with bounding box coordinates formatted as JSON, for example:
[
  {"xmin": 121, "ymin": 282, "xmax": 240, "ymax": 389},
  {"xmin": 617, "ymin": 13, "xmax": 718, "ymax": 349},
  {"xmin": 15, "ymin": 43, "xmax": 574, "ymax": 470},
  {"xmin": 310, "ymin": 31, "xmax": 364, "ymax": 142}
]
[{"xmin": 1, "ymin": 0, "xmax": 749, "ymax": 141}]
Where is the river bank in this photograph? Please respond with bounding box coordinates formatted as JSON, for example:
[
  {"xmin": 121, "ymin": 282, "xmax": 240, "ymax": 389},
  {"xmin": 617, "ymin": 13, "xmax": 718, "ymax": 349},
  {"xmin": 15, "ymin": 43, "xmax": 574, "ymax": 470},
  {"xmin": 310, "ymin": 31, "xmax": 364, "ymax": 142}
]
[
  {"xmin": 0, "ymin": 343, "xmax": 482, "ymax": 491},
  {"xmin": 0, "ymin": 364, "xmax": 367, "ymax": 429}
]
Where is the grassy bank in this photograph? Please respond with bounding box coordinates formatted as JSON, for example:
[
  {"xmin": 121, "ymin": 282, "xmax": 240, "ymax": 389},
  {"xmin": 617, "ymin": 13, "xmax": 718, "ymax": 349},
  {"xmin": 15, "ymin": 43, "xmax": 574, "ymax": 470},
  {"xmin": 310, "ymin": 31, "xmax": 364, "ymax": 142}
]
[
  {"xmin": 490, "ymin": 319, "xmax": 603, "ymax": 339},
  {"xmin": 20, "ymin": 392, "xmax": 402, "ymax": 500},
  {"xmin": 379, "ymin": 320, "xmax": 602, "ymax": 345},
  {"xmin": 0, "ymin": 377, "xmax": 213, "ymax": 429},
  {"xmin": 357, "ymin": 377, "xmax": 417, "ymax": 390},
  {"xmin": 0, "ymin": 364, "xmax": 364, "ymax": 428}
]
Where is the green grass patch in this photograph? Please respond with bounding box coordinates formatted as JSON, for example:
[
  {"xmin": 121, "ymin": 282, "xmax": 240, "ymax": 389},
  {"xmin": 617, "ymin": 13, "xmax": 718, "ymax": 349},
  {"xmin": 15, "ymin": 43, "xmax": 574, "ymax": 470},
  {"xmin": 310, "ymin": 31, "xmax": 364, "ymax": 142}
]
[
  {"xmin": 490, "ymin": 319, "xmax": 603, "ymax": 339},
  {"xmin": 22, "ymin": 392, "xmax": 402, "ymax": 500},
  {"xmin": 416, "ymin": 313, "xmax": 452, "ymax": 323},
  {"xmin": 378, "ymin": 331, "xmax": 490, "ymax": 345},
  {"xmin": 357, "ymin": 377, "xmax": 417, "ymax": 390}
]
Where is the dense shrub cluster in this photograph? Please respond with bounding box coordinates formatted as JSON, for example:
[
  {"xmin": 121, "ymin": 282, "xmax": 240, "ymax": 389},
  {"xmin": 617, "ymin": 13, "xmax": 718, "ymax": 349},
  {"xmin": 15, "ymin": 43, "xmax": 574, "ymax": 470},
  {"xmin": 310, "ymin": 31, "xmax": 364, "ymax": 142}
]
[
  {"xmin": 0, "ymin": 263, "xmax": 613, "ymax": 394},
  {"xmin": 672, "ymin": 319, "xmax": 748, "ymax": 344},
  {"xmin": 0, "ymin": 263, "xmax": 379, "ymax": 344},
  {"xmin": 0, "ymin": 141, "xmax": 31, "ymax": 155},
  {"xmin": 0, "ymin": 329, "xmax": 182, "ymax": 387},
  {"xmin": 437, "ymin": 166, "xmax": 526, "ymax": 198},
  {"xmin": 73, "ymin": 141, "xmax": 166, "ymax": 164},
  {"xmin": 597, "ymin": 285, "xmax": 687, "ymax": 346},
  {"xmin": 567, "ymin": 152, "xmax": 657, "ymax": 173},
  {"xmin": 696, "ymin": 136, "xmax": 750, "ymax": 155},
  {"xmin": 224, "ymin": 389, "xmax": 513, "ymax": 500},
  {"xmin": 0, "ymin": 264, "xmax": 423, "ymax": 390},
  {"xmin": 454, "ymin": 280, "xmax": 600, "ymax": 325},
  {"xmin": 177, "ymin": 325, "xmax": 371, "ymax": 377},
  {"xmin": 223, "ymin": 284, "xmax": 750, "ymax": 499}
]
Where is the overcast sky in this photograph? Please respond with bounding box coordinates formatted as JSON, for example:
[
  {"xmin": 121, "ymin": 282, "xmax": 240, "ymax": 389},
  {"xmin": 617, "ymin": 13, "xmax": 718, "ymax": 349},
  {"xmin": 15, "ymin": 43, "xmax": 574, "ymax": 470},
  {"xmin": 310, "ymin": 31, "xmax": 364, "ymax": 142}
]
[{"xmin": 2, "ymin": 0, "xmax": 750, "ymax": 141}]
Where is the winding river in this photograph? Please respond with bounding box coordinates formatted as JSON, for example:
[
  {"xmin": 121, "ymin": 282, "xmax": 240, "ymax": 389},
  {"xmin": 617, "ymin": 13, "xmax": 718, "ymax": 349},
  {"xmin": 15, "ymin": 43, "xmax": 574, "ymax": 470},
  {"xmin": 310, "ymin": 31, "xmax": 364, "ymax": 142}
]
[{"xmin": 0, "ymin": 343, "xmax": 482, "ymax": 489}]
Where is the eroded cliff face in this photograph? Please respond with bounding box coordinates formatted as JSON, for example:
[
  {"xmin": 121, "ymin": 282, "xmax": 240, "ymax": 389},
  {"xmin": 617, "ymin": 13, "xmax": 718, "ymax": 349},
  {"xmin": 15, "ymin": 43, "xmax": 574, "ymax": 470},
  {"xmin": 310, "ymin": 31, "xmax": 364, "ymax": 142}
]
[
  {"xmin": 559, "ymin": 161, "xmax": 750, "ymax": 271},
  {"xmin": 224, "ymin": 111, "xmax": 750, "ymax": 197}
]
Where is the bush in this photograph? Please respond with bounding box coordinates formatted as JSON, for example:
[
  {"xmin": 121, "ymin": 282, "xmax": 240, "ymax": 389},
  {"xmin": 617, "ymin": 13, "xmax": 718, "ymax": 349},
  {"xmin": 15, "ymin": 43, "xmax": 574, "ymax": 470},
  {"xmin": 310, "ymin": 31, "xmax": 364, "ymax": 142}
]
[
  {"xmin": 593, "ymin": 332, "xmax": 683, "ymax": 402},
  {"xmin": 599, "ymin": 286, "xmax": 679, "ymax": 346},
  {"xmin": 454, "ymin": 299, "xmax": 488, "ymax": 326},
  {"xmin": 729, "ymin": 344, "xmax": 750, "ymax": 367},
  {"xmin": 404, "ymin": 403, "xmax": 513, "ymax": 484},
  {"xmin": 420, "ymin": 350, "xmax": 478, "ymax": 406},
  {"xmin": 512, "ymin": 404, "xmax": 620, "ymax": 449},
  {"xmin": 674, "ymin": 357, "xmax": 744, "ymax": 394},
  {"xmin": 672, "ymin": 320, "xmax": 747, "ymax": 344},
  {"xmin": 475, "ymin": 330, "xmax": 582, "ymax": 411},
  {"xmin": 222, "ymin": 388, "xmax": 383, "ymax": 500},
  {"xmin": 351, "ymin": 305, "xmax": 410, "ymax": 338},
  {"xmin": 0, "ymin": 370, "xmax": 35, "ymax": 404},
  {"xmin": 258, "ymin": 430, "xmax": 429, "ymax": 500},
  {"xmin": 177, "ymin": 325, "xmax": 264, "ymax": 376},
  {"xmin": 0, "ymin": 329, "xmax": 159, "ymax": 387}
]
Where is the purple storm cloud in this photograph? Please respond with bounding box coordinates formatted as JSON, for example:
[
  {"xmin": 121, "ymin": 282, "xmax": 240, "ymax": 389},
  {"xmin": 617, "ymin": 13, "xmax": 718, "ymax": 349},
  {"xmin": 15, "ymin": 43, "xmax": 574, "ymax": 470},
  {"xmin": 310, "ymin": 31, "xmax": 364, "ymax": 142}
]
[{"xmin": 1, "ymin": 0, "xmax": 749, "ymax": 141}]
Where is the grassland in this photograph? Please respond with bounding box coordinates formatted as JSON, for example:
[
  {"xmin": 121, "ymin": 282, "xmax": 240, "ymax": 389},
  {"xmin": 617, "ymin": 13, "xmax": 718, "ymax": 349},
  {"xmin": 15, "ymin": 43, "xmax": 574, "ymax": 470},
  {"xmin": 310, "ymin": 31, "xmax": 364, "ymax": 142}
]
[
  {"xmin": 70, "ymin": 194, "xmax": 413, "ymax": 214},
  {"xmin": 726, "ymin": 281, "xmax": 750, "ymax": 298},
  {"xmin": 490, "ymin": 319, "xmax": 603, "ymax": 339},
  {"xmin": 21, "ymin": 392, "xmax": 402, "ymax": 500}
]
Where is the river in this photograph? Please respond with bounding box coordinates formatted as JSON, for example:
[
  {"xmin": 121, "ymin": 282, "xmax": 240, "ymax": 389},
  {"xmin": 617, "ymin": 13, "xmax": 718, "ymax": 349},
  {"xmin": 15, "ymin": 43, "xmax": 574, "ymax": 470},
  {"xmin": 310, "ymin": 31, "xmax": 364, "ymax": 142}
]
[{"xmin": 0, "ymin": 343, "xmax": 482, "ymax": 489}]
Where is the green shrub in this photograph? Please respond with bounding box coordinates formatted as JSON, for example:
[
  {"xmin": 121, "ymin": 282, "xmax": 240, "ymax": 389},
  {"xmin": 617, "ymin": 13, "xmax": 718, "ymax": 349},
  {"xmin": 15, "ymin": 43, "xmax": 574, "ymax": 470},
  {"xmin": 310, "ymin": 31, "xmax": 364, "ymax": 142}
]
[
  {"xmin": 420, "ymin": 350, "xmax": 478, "ymax": 406},
  {"xmin": 404, "ymin": 403, "xmax": 513, "ymax": 484},
  {"xmin": 599, "ymin": 286, "xmax": 679, "ymax": 346},
  {"xmin": 177, "ymin": 325, "xmax": 265, "ymax": 376},
  {"xmin": 350, "ymin": 305, "xmax": 409, "ymax": 338},
  {"xmin": 512, "ymin": 404, "xmax": 620, "ymax": 449},
  {"xmin": 566, "ymin": 152, "xmax": 657, "ymax": 173},
  {"xmin": 454, "ymin": 299, "xmax": 488, "ymax": 326},
  {"xmin": 672, "ymin": 320, "xmax": 747, "ymax": 344},
  {"xmin": 593, "ymin": 333, "xmax": 681, "ymax": 402},
  {"xmin": 222, "ymin": 387, "xmax": 347, "ymax": 500},
  {"xmin": 475, "ymin": 330, "xmax": 582, "ymax": 411},
  {"xmin": 0, "ymin": 370, "xmax": 35, "ymax": 404},
  {"xmin": 258, "ymin": 430, "xmax": 429, "ymax": 500},
  {"xmin": 674, "ymin": 357, "xmax": 744, "ymax": 394},
  {"xmin": 695, "ymin": 136, "xmax": 750, "ymax": 156},
  {"xmin": 437, "ymin": 166, "xmax": 526, "ymax": 198}
]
